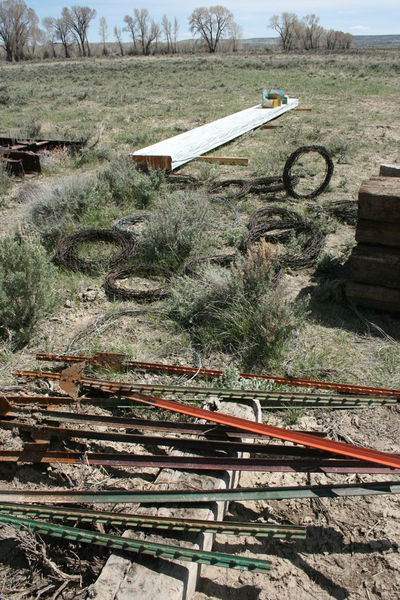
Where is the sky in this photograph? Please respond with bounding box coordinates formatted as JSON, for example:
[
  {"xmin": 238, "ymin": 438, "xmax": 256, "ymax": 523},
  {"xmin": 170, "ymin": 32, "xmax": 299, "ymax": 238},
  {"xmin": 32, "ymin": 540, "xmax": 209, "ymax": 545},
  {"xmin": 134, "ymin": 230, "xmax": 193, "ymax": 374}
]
[{"xmin": 29, "ymin": 0, "xmax": 400, "ymax": 42}]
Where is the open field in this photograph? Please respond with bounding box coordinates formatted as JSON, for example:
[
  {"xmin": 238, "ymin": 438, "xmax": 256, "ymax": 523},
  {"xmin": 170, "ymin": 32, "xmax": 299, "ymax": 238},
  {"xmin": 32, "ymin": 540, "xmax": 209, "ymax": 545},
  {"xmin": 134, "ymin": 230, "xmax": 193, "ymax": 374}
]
[{"xmin": 0, "ymin": 50, "xmax": 400, "ymax": 600}]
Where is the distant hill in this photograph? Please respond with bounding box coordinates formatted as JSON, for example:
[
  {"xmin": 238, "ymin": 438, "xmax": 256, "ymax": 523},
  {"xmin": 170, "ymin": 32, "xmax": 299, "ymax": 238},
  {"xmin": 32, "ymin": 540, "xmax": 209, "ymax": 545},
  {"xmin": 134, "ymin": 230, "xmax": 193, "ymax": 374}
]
[
  {"xmin": 241, "ymin": 35, "xmax": 400, "ymax": 49},
  {"xmin": 352, "ymin": 34, "xmax": 400, "ymax": 47},
  {"xmin": 242, "ymin": 37, "xmax": 277, "ymax": 48}
]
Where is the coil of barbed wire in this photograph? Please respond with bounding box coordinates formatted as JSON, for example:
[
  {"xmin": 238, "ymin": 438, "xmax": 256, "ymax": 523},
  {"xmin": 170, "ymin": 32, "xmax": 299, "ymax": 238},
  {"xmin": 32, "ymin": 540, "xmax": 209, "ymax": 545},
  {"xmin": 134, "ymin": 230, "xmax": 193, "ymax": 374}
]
[
  {"xmin": 112, "ymin": 213, "xmax": 151, "ymax": 234},
  {"xmin": 53, "ymin": 229, "xmax": 135, "ymax": 274},
  {"xmin": 241, "ymin": 206, "xmax": 325, "ymax": 269},
  {"xmin": 104, "ymin": 264, "xmax": 173, "ymax": 301}
]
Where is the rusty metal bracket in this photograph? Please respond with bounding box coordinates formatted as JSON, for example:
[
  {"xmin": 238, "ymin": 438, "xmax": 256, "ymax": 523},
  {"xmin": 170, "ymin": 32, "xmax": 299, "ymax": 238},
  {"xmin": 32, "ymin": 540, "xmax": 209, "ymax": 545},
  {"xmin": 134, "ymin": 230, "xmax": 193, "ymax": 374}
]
[
  {"xmin": 92, "ymin": 352, "xmax": 126, "ymax": 371},
  {"xmin": 0, "ymin": 396, "xmax": 13, "ymax": 415},
  {"xmin": 59, "ymin": 362, "xmax": 84, "ymax": 399}
]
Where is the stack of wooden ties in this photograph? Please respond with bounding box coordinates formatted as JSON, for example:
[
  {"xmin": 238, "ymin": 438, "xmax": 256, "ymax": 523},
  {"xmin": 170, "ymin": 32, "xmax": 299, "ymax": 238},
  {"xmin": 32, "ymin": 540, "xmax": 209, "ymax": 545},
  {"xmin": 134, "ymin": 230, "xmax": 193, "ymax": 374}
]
[{"xmin": 346, "ymin": 164, "xmax": 400, "ymax": 312}]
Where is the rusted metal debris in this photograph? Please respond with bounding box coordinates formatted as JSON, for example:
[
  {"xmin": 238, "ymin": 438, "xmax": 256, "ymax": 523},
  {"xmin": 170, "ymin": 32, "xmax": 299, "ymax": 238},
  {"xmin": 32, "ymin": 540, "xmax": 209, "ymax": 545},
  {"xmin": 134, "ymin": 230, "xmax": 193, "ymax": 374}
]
[
  {"xmin": 35, "ymin": 352, "xmax": 400, "ymax": 398},
  {"xmin": 0, "ymin": 137, "xmax": 84, "ymax": 176},
  {"xmin": 0, "ymin": 448, "xmax": 398, "ymax": 473},
  {"xmin": 16, "ymin": 366, "xmax": 399, "ymax": 408},
  {"xmin": 0, "ymin": 418, "xmax": 327, "ymax": 457},
  {"xmin": 0, "ymin": 400, "xmax": 327, "ymax": 438},
  {"xmin": 5, "ymin": 376, "xmax": 396, "ymax": 410},
  {"xmin": 13, "ymin": 368, "xmax": 400, "ymax": 469},
  {"xmin": 0, "ymin": 146, "xmax": 41, "ymax": 175}
]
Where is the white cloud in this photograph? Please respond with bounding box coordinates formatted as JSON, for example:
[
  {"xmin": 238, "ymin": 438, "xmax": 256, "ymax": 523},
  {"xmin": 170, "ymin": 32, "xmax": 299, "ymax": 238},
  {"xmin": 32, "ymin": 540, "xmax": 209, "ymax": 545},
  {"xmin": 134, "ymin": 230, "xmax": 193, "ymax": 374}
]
[{"xmin": 351, "ymin": 25, "xmax": 369, "ymax": 30}]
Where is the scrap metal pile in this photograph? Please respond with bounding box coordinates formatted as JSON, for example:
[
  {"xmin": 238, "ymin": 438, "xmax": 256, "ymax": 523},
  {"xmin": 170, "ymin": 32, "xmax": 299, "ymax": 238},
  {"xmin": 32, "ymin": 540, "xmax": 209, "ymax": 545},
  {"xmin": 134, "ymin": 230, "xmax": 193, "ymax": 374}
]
[
  {"xmin": 0, "ymin": 352, "xmax": 399, "ymax": 574},
  {"xmin": 0, "ymin": 137, "xmax": 84, "ymax": 176}
]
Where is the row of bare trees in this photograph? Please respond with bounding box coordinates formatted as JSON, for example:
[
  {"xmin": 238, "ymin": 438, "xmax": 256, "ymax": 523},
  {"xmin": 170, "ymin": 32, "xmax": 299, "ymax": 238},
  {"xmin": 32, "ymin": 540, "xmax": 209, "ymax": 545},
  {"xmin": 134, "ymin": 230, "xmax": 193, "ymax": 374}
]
[
  {"xmin": 0, "ymin": 2, "xmax": 354, "ymax": 62},
  {"xmin": 0, "ymin": 0, "xmax": 40, "ymax": 61},
  {"xmin": 0, "ymin": 2, "xmax": 241, "ymax": 60},
  {"xmin": 120, "ymin": 9, "xmax": 179, "ymax": 56},
  {"xmin": 44, "ymin": 6, "xmax": 96, "ymax": 58},
  {"xmin": 269, "ymin": 13, "xmax": 353, "ymax": 51},
  {"xmin": 0, "ymin": 1, "xmax": 97, "ymax": 60}
]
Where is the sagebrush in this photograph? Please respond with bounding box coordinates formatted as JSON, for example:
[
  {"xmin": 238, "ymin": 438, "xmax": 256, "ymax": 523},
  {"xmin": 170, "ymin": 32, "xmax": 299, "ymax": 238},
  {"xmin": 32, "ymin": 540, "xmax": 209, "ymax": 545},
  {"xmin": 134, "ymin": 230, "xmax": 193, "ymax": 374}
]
[
  {"xmin": 96, "ymin": 157, "xmax": 165, "ymax": 208},
  {"xmin": 0, "ymin": 233, "xmax": 59, "ymax": 347},
  {"xmin": 138, "ymin": 193, "xmax": 209, "ymax": 270},
  {"xmin": 169, "ymin": 241, "xmax": 307, "ymax": 367},
  {"xmin": 25, "ymin": 174, "xmax": 97, "ymax": 249}
]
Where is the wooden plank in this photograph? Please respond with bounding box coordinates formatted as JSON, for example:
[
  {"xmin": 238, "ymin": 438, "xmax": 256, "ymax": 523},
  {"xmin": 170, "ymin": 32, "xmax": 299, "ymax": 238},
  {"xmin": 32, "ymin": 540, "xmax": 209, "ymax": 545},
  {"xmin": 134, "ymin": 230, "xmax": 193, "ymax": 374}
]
[
  {"xmin": 294, "ymin": 108, "xmax": 312, "ymax": 112},
  {"xmin": 358, "ymin": 177, "xmax": 400, "ymax": 222},
  {"xmin": 349, "ymin": 245, "xmax": 400, "ymax": 288},
  {"xmin": 346, "ymin": 281, "xmax": 400, "ymax": 313},
  {"xmin": 132, "ymin": 155, "xmax": 172, "ymax": 171},
  {"xmin": 380, "ymin": 164, "xmax": 400, "ymax": 178},
  {"xmin": 195, "ymin": 156, "xmax": 249, "ymax": 166},
  {"xmin": 132, "ymin": 99, "xmax": 298, "ymax": 170},
  {"xmin": 356, "ymin": 219, "xmax": 400, "ymax": 248}
]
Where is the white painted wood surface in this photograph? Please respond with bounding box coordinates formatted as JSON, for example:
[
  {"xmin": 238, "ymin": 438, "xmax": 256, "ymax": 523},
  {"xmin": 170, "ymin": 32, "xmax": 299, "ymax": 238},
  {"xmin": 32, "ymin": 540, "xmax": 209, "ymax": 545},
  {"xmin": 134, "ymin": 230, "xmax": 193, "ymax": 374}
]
[{"xmin": 132, "ymin": 99, "xmax": 298, "ymax": 170}]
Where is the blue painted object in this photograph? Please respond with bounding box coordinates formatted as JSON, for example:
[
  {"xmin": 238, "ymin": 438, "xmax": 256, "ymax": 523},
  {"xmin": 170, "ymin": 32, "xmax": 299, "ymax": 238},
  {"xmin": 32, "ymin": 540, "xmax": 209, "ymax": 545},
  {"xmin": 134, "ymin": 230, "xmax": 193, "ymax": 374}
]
[{"xmin": 269, "ymin": 89, "xmax": 285, "ymax": 99}]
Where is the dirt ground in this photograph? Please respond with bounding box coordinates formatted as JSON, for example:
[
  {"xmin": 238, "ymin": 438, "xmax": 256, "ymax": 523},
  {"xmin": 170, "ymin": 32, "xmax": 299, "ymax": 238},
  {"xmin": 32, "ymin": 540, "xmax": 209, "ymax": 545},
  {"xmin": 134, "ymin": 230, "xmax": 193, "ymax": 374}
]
[
  {"xmin": 195, "ymin": 407, "xmax": 400, "ymax": 600},
  {"xmin": 0, "ymin": 376, "xmax": 399, "ymax": 600}
]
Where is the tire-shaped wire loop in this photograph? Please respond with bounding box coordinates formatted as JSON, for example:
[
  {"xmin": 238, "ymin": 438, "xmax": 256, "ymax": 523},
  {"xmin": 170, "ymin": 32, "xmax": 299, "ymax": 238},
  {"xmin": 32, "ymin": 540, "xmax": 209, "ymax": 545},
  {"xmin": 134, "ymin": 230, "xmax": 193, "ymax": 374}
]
[
  {"xmin": 104, "ymin": 264, "xmax": 173, "ymax": 301},
  {"xmin": 112, "ymin": 213, "xmax": 151, "ymax": 234},
  {"xmin": 241, "ymin": 206, "xmax": 325, "ymax": 270},
  {"xmin": 182, "ymin": 253, "xmax": 236, "ymax": 278},
  {"xmin": 209, "ymin": 175, "xmax": 298, "ymax": 200},
  {"xmin": 53, "ymin": 229, "xmax": 135, "ymax": 274},
  {"xmin": 283, "ymin": 145, "xmax": 334, "ymax": 199}
]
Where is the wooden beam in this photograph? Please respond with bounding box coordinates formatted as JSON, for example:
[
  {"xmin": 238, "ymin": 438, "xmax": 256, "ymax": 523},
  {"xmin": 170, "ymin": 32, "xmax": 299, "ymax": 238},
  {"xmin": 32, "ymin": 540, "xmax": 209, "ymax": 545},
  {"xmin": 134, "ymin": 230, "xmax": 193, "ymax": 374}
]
[
  {"xmin": 132, "ymin": 99, "xmax": 298, "ymax": 170},
  {"xmin": 380, "ymin": 164, "xmax": 400, "ymax": 178},
  {"xmin": 294, "ymin": 108, "xmax": 312, "ymax": 112},
  {"xmin": 346, "ymin": 281, "xmax": 400, "ymax": 314},
  {"xmin": 132, "ymin": 155, "xmax": 172, "ymax": 171},
  {"xmin": 195, "ymin": 156, "xmax": 249, "ymax": 166},
  {"xmin": 358, "ymin": 177, "xmax": 400, "ymax": 223}
]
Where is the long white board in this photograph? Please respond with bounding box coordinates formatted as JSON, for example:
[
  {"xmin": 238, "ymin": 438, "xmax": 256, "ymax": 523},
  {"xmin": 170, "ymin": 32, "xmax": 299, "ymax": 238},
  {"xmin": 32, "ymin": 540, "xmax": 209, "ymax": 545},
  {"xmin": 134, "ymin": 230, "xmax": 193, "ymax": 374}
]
[{"xmin": 132, "ymin": 99, "xmax": 298, "ymax": 170}]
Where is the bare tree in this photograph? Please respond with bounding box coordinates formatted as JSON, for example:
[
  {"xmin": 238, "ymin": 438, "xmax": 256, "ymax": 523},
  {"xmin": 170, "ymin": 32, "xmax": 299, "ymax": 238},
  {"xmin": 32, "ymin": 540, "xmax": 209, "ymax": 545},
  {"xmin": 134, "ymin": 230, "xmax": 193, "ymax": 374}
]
[
  {"xmin": 228, "ymin": 21, "xmax": 242, "ymax": 52},
  {"xmin": 269, "ymin": 13, "xmax": 302, "ymax": 51},
  {"xmin": 302, "ymin": 14, "xmax": 323, "ymax": 50},
  {"xmin": 113, "ymin": 25, "xmax": 124, "ymax": 56},
  {"xmin": 189, "ymin": 5, "xmax": 234, "ymax": 53},
  {"xmin": 153, "ymin": 20, "xmax": 161, "ymax": 53},
  {"xmin": 123, "ymin": 14, "xmax": 137, "ymax": 53},
  {"xmin": 270, "ymin": 12, "xmax": 353, "ymax": 52},
  {"xmin": 326, "ymin": 28, "xmax": 338, "ymax": 50},
  {"xmin": 342, "ymin": 33, "xmax": 353, "ymax": 50},
  {"xmin": 54, "ymin": 15, "xmax": 71, "ymax": 58},
  {"xmin": 162, "ymin": 14, "xmax": 172, "ymax": 53},
  {"xmin": 42, "ymin": 16, "xmax": 57, "ymax": 57},
  {"xmin": 61, "ymin": 5, "xmax": 96, "ymax": 57},
  {"xmin": 28, "ymin": 9, "xmax": 44, "ymax": 57},
  {"xmin": 173, "ymin": 17, "xmax": 179, "ymax": 53},
  {"xmin": 326, "ymin": 29, "xmax": 353, "ymax": 50},
  {"xmin": 0, "ymin": 0, "xmax": 39, "ymax": 61},
  {"xmin": 134, "ymin": 8, "xmax": 159, "ymax": 55},
  {"xmin": 99, "ymin": 16, "xmax": 107, "ymax": 55}
]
